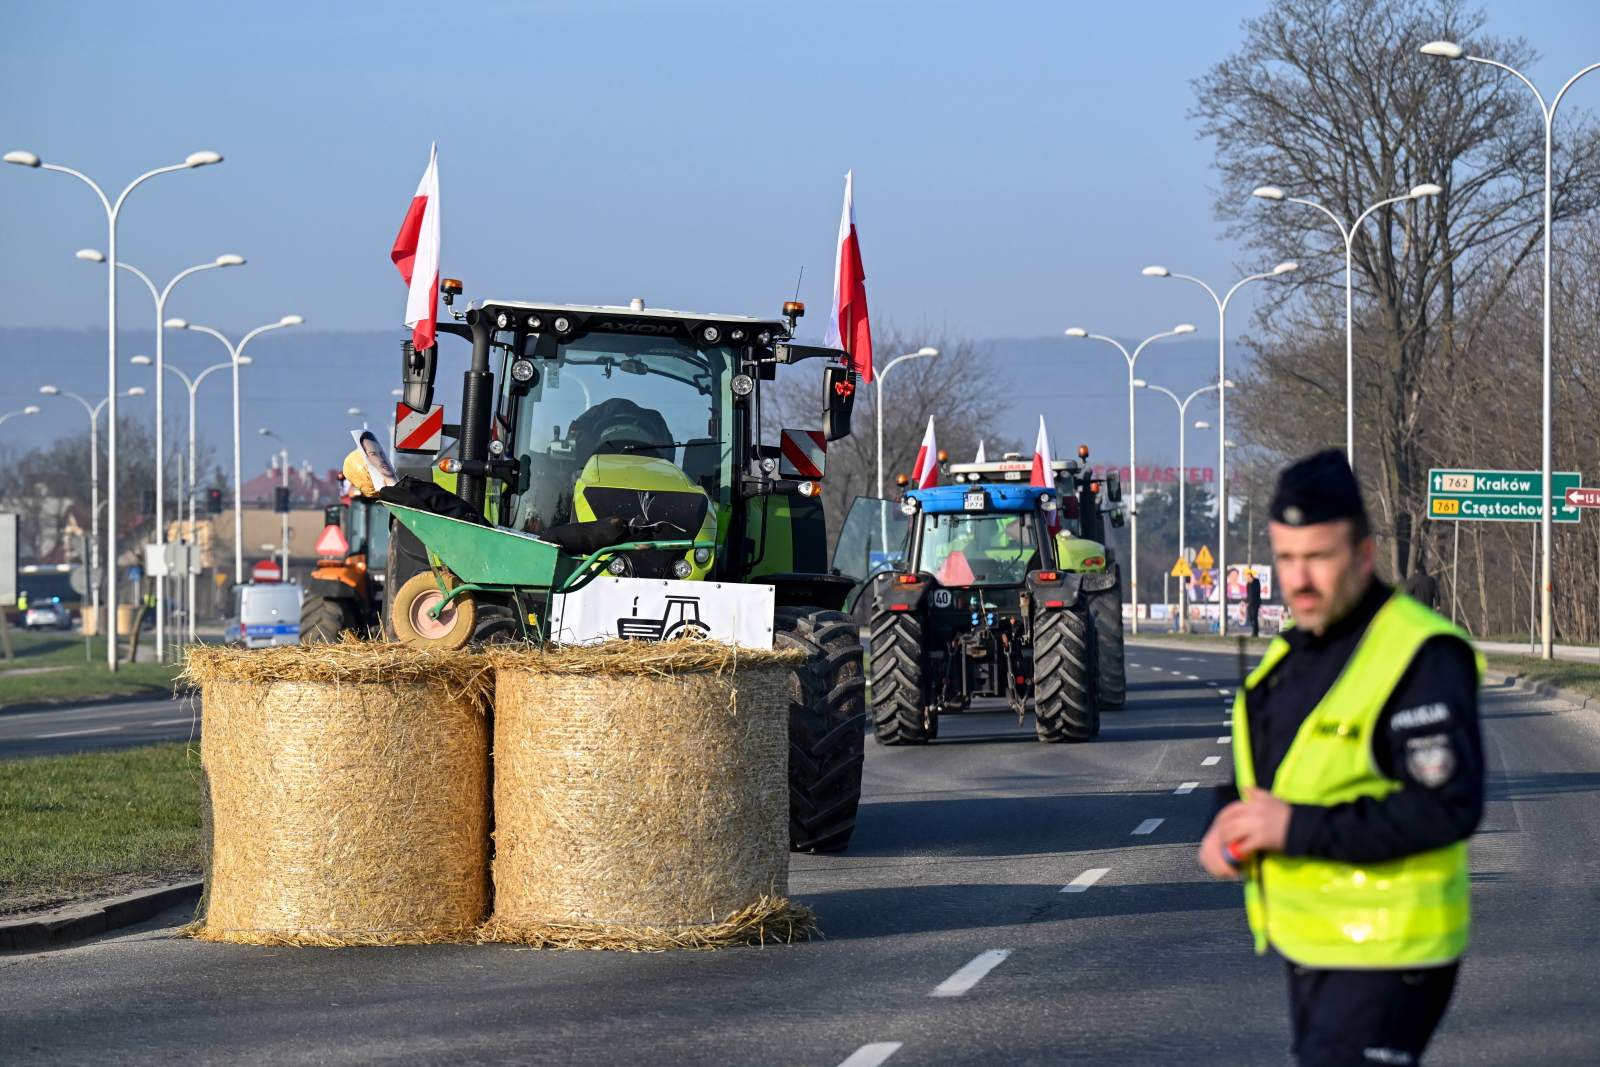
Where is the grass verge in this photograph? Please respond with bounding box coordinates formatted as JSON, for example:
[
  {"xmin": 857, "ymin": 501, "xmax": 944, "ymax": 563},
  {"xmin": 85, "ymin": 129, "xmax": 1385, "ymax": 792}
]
[
  {"xmin": 0, "ymin": 743, "xmax": 203, "ymax": 918},
  {"xmin": 1484, "ymin": 653, "xmax": 1600, "ymax": 703},
  {"xmin": 0, "ymin": 631, "xmax": 184, "ymax": 708}
]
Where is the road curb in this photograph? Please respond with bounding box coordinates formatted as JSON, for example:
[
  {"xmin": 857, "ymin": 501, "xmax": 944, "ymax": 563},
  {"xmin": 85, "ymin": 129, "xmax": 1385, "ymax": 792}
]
[
  {"xmin": 1483, "ymin": 669, "xmax": 1594, "ymax": 710},
  {"xmin": 0, "ymin": 688, "xmax": 195, "ymax": 718},
  {"xmin": 0, "ymin": 880, "xmax": 201, "ymax": 952}
]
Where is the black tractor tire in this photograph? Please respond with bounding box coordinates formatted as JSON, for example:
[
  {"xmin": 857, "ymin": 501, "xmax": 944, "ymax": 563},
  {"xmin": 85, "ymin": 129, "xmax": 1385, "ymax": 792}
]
[
  {"xmin": 301, "ymin": 595, "xmax": 361, "ymax": 644},
  {"xmin": 869, "ymin": 607, "xmax": 931, "ymax": 745},
  {"xmin": 1087, "ymin": 582, "xmax": 1126, "ymax": 711},
  {"xmin": 776, "ymin": 606, "xmax": 867, "ymax": 853},
  {"xmin": 1032, "ymin": 606, "xmax": 1099, "ymax": 742},
  {"xmin": 383, "ymin": 517, "xmax": 431, "ymax": 642}
]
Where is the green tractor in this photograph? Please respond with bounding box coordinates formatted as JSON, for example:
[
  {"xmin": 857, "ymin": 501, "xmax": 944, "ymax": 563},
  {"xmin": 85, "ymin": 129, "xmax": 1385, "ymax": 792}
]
[
  {"xmin": 378, "ymin": 290, "xmax": 866, "ymax": 852},
  {"xmin": 840, "ymin": 452, "xmax": 1125, "ymax": 744}
]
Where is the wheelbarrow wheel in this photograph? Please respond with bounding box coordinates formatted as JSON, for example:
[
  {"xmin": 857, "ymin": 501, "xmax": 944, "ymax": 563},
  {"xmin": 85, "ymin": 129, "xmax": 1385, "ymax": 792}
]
[{"xmin": 391, "ymin": 572, "xmax": 477, "ymax": 650}]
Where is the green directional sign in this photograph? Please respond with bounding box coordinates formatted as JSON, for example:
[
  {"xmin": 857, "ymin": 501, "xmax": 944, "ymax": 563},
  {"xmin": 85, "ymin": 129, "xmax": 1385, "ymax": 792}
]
[{"xmin": 1427, "ymin": 468, "xmax": 1582, "ymax": 523}]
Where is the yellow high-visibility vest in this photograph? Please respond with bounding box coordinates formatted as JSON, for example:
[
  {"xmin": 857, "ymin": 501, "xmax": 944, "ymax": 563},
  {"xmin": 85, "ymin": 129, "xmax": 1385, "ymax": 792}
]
[{"xmin": 1233, "ymin": 591, "xmax": 1480, "ymax": 968}]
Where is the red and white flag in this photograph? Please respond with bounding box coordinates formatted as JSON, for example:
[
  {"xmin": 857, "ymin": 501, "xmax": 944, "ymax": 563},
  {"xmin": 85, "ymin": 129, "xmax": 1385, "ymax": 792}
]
[
  {"xmin": 823, "ymin": 171, "xmax": 874, "ymax": 383},
  {"xmin": 974, "ymin": 440, "xmax": 987, "ymax": 464},
  {"xmin": 392, "ymin": 143, "xmax": 441, "ymax": 352},
  {"xmin": 1030, "ymin": 416, "xmax": 1059, "ymax": 534},
  {"xmin": 911, "ymin": 416, "xmax": 939, "ymax": 489}
]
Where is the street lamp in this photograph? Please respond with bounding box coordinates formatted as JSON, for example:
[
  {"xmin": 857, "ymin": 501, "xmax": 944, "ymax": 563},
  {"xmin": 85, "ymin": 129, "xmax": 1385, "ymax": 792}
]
[
  {"xmin": 874, "ymin": 347, "xmax": 939, "ymax": 499},
  {"xmin": 1422, "ymin": 40, "xmax": 1600, "ymax": 661},
  {"xmin": 1064, "ymin": 325, "xmax": 1197, "ymax": 633},
  {"xmin": 1138, "ymin": 380, "xmax": 1230, "ymax": 632},
  {"xmin": 4, "ymin": 148, "xmax": 223, "ymax": 670},
  {"xmin": 87, "ymin": 252, "xmax": 244, "ymax": 661},
  {"xmin": 259, "ymin": 427, "xmax": 291, "ymax": 582},
  {"xmin": 36, "ymin": 387, "xmax": 144, "ymax": 641},
  {"xmin": 1143, "ymin": 261, "xmax": 1296, "ymax": 633},
  {"xmin": 165, "ymin": 316, "xmax": 302, "ymax": 584},
  {"xmin": 1250, "ymin": 184, "xmax": 1439, "ymax": 472},
  {"xmin": 0, "ymin": 406, "xmax": 41, "ymax": 428}
]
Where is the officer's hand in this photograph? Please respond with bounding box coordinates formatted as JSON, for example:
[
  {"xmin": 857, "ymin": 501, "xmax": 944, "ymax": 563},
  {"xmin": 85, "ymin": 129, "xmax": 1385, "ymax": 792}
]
[
  {"xmin": 1214, "ymin": 787, "xmax": 1292, "ymax": 857},
  {"xmin": 1198, "ymin": 821, "xmax": 1239, "ymax": 880}
]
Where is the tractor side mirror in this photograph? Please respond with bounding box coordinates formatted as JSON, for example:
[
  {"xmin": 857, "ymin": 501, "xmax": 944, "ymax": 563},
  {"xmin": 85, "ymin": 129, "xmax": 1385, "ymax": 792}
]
[
  {"xmin": 400, "ymin": 339, "xmax": 437, "ymax": 414},
  {"xmin": 1105, "ymin": 468, "xmax": 1123, "ymax": 503},
  {"xmin": 823, "ymin": 365, "xmax": 856, "ymax": 441},
  {"xmin": 1109, "ymin": 507, "xmax": 1125, "ymax": 528}
]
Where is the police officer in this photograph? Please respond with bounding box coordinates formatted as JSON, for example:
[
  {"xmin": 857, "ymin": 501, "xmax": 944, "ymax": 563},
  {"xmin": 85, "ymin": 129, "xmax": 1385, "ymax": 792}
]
[{"xmin": 1198, "ymin": 450, "xmax": 1483, "ymax": 1067}]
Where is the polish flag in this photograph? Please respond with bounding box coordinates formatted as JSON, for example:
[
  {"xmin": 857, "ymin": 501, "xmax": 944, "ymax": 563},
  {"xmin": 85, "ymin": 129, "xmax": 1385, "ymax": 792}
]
[
  {"xmin": 823, "ymin": 171, "xmax": 874, "ymax": 383},
  {"xmin": 911, "ymin": 416, "xmax": 939, "ymax": 489},
  {"xmin": 974, "ymin": 440, "xmax": 987, "ymax": 464},
  {"xmin": 1030, "ymin": 416, "xmax": 1059, "ymax": 534},
  {"xmin": 392, "ymin": 143, "xmax": 441, "ymax": 352}
]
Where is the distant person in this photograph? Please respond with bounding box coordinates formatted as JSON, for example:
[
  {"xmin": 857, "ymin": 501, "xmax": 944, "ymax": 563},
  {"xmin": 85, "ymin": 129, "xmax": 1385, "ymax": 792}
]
[
  {"xmin": 1199, "ymin": 449, "xmax": 1482, "ymax": 1067},
  {"xmin": 1404, "ymin": 567, "xmax": 1440, "ymax": 611},
  {"xmin": 1245, "ymin": 570, "xmax": 1262, "ymax": 637}
]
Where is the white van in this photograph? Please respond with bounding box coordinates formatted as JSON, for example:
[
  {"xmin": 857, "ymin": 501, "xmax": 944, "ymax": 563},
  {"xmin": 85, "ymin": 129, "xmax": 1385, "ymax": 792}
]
[{"xmin": 225, "ymin": 583, "xmax": 303, "ymax": 648}]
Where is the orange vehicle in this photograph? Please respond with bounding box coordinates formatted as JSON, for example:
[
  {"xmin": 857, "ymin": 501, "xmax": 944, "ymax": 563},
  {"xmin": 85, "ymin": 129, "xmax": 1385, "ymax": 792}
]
[{"xmin": 301, "ymin": 499, "xmax": 390, "ymax": 641}]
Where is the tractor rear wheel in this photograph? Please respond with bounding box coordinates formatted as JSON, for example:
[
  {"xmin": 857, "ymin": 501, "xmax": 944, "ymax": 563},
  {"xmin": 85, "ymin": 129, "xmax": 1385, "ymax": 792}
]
[
  {"xmin": 1087, "ymin": 580, "xmax": 1125, "ymax": 710},
  {"xmin": 776, "ymin": 606, "xmax": 866, "ymax": 853},
  {"xmin": 869, "ymin": 607, "xmax": 930, "ymax": 745},
  {"xmin": 301, "ymin": 595, "xmax": 360, "ymax": 643},
  {"xmin": 391, "ymin": 571, "xmax": 477, "ymax": 650},
  {"xmin": 1032, "ymin": 606, "xmax": 1098, "ymax": 742}
]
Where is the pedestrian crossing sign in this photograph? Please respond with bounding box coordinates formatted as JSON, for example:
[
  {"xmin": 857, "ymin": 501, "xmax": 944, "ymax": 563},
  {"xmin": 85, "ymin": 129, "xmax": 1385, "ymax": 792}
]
[{"xmin": 1171, "ymin": 558, "xmax": 1193, "ymax": 578}]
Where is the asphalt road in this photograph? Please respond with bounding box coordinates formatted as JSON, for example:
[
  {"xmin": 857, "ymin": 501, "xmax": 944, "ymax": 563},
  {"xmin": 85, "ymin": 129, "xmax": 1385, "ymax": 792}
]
[
  {"xmin": 0, "ymin": 695, "xmax": 199, "ymax": 760},
  {"xmin": 4, "ymin": 641, "xmax": 1598, "ymax": 1065}
]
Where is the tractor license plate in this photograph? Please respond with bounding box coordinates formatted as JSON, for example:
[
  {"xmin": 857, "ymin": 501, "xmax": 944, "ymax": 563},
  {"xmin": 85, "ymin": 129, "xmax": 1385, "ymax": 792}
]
[{"xmin": 963, "ymin": 490, "xmax": 988, "ymax": 511}]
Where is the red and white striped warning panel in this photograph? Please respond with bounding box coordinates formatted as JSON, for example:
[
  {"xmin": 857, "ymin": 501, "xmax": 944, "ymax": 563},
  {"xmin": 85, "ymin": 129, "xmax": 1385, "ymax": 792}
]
[
  {"xmin": 394, "ymin": 403, "xmax": 445, "ymax": 453},
  {"xmin": 779, "ymin": 428, "xmax": 827, "ymax": 479}
]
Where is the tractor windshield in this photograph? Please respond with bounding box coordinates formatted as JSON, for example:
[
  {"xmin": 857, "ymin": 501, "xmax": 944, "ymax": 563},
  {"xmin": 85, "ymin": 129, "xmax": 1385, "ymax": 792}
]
[
  {"xmin": 502, "ymin": 330, "xmax": 736, "ymax": 535},
  {"xmin": 917, "ymin": 512, "xmax": 1041, "ymax": 587}
]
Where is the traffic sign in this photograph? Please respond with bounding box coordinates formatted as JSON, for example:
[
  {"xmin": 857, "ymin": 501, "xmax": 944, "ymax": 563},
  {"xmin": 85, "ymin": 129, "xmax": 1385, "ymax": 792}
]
[
  {"xmin": 1194, "ymin": 545, "xmax": 1214, "ymax": 569},
  {"xmin": 1567, "ymin": 487, "xmax": 1600, "ymax": 508},
  {"xmin": 314, "ymin": 523, "xmax": 350, "ymax": 557},
  {"xmin": 1427, "ymin": 469, "xmax": 1581, "ymax": 523},
  {"xmin": 252, "ymin": 559, "xmax": 282, "ymax": 582},
  {"xmin": 1171, "ymin": 557, "xmax": 1193, "ymax": 578}
]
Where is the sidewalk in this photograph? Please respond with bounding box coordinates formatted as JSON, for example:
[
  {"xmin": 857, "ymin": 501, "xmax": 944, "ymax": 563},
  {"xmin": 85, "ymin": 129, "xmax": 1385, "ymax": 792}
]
[{"xmin": 1477, "ymin": 641, "xmax": 1600, "ymax": 664}]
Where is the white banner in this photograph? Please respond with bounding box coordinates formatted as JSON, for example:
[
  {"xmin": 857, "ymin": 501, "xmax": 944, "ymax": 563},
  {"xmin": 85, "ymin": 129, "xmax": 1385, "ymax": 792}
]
[{"xmin": 549, "ymin": 576, "xmax": 774, "ymax": 648}]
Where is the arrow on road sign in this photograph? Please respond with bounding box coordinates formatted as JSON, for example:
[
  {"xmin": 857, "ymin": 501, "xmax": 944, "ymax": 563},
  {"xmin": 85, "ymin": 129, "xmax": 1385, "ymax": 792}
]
[
  {"xmin": 1567, "ymin": 487, "xmax": 1600, "ymax": 508},
  {"xmin": 1194, "ymin": 545, "xmax": 1214, "ymax": 569},
  {"xmin": 1171, "ymin": 558, "xmax": 1194, "ymax": 578}
]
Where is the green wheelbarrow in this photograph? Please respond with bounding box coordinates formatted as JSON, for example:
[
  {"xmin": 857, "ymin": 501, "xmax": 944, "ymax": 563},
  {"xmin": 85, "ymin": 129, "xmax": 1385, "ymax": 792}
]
[{"xmin": 382, "ymin": 503, "xmax": 714, "ymax": 648}]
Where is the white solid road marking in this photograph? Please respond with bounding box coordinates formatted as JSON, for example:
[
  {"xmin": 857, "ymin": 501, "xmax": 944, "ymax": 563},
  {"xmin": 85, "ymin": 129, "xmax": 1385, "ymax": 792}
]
[
  {"xmin": 930, "ymin": 949, "xmax": 1012, "ymax": 997},
  {"xmin": 837, "ymin": 1043, "xmax": 903, "ymax": 1067},
  {"xmin": 1174, "ymin": 782, "xmax": 1199, "ymax": 794},
  {"xmin": 36, "ymin": 726, "xmax": 123, "ymax": 738},
  {"xmin": 1203, "ymin": 755, "xmax": 1222, "ymax": 766},
  {"xmin": 1132, "ymin": 818, "xmax": 1164, "ymax": 835},
  {"xmin": 1218, "ymin": 736, "xmax": 1233, "ymax": 744},
  {"xmin": 1061, "ymin": 868, "xmax": 1111, "ymax": 893},
  {"xmin": 149, "ymin": 718, "xmax": 195, "ymax": 726}
]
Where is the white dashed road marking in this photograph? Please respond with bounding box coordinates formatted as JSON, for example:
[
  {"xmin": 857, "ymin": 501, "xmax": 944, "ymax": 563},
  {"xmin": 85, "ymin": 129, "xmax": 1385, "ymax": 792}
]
[
  {"xmin": 1174, "ymin": 782, "xmax": 1199, "ymax": 794},
  {"xmin": 930, "ymin": 950, "xmax": 1012, "ymax": 997},
  {"xmin": 149, "ymin": 718, "xmax": 194, "ymax": 726},
  {"xmin": 1131, "ymin": 818, "xmax": 1164, "ymax": 835},
  {"xmin": 36, "ymin": 726, "xmax": 123, "ymax": 738},
  {"xmin": 837, "ymin": 1043, "xmax": 903, "ymax": 1067},
  {"xmin": 1187, "ymin": 674, "xmax": 1200, "ymax": 680},
  {"xmin": 1203, "ymin": 755, "xmax": 1221, "ymax": 766},
  {"xmin": 1218, "ymin": 736, "xmax": 1233, "ymax": 744},
  {"xmin": 1061, "ymin": 868, "xmax": 1111, "ymax": 893}
]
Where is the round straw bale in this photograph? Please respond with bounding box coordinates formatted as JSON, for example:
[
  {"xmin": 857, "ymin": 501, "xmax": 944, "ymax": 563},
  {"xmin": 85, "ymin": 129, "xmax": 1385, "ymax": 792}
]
[
  {"xmin": 184, "ymin": 640, "xmax": 492, "ymax": 946},
  {"xmin": 483, "ymin": 640, "xmax": 816, "ymax": 949}
]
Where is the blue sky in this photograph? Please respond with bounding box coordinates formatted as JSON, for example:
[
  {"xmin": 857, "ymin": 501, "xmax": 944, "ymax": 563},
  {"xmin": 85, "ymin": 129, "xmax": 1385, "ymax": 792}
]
[{"xmin": 4, "ymin": 0, "xmax": 1599, "ymax": 476}]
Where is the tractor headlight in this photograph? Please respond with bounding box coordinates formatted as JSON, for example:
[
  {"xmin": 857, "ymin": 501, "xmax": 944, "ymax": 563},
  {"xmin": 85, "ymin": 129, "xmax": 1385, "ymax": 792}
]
[
  {"xmin": 671, "ymin": 558, "xmax": 693, "ymax": 579},
  {"xmin": 730, "ymin": 329, "xmax": 746, "ymax": 341},
  {"xmin": 701, "ymin": 325, "xmax": 721, "ymax": 344},
  {"xmin": 731, "ymin": 374, "xmax": 754, "ymax": 396},
  {"xmin": 553, "ymin": 316, "xmax": 572, "ymax": 333},
  {"xmin": 900, "ymin": 499, "xmax": 920, "ymax": 516},
  {"xmin": 495, "ymin": 310, "xmax": 512, "ymax": 329},
  {"xmin": 607, "ymin": 555, "xmax": 630, "ymax": 576},
  {"xmin": 760, "ymin": 457, "xmax": 778, "ymax": 474},
  {"xmin": 693, "ymin": 547, "xmax": 712, "ymax": 565},
  {"xmin": 510, "ymin": 358, "xmax": 537, "ymax": 383},
  {"xmin": 1039, "ymin": 494, "xmax": 1057, "ymax": 511},
  {"xmin": 526, "ymin": 314, "xmax": 542, "ymax": 330}
]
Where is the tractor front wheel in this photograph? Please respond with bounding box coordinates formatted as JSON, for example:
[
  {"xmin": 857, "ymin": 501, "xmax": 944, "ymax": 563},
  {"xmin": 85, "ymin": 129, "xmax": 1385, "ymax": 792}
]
[
  {"xmin": 1032, "ymin": 606, "xmax": 1099, "ymax": 742},
  {"xmin": 391, "ymin": 572, "xmax": 477, "ymax": 650},
  {"xmin": 777, "ymin": 606, "xmax": 866, "ymax": 853},
  {"xmin": 869, "ymin": 607, "xmax": 931, "ymax": 745}
]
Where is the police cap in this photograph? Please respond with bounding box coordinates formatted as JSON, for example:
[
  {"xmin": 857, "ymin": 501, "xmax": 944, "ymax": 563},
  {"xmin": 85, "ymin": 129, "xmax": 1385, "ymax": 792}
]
[{"xmin": 1270, "ymin": 449, "xmax": 1366, "ymax": 528}]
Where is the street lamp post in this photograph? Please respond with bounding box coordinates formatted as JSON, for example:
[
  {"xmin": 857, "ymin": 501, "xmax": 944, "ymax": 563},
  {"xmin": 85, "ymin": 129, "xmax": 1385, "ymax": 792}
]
[
  {"xmin": 259, "ymin": 428, "xmax": 291, "ymax": 582},
  {"xmin": 1138, "ymin": 381, "xmax": 1228, "ymax": 632},
  {"xmin": 1063, "ymin": 325, "xmax": 1197, "ymax": 633},
  {"xmin": 1249, "ymin": 185, "xmax": 1440, "ymax": 470},
  {"xmin": 874, "ymin": 348, "xmax": 940, "ymax": 499},
  {"xmin": 1422, "ymin": 40, "xmax": 1600, "ymax": 661},
  {"xmin": 86, "ymin": 252, "xmax": 245, "ymax": 662},
  {"xmin": 165, "ymin": 316, "xmax": 302, "ymax": 586},
  {"xmin": 4, "ymin": 148, "xmax": 223, "ymax": 670},
  {"xmin": 1143, "ymin": 261, "xmax": 1297, "ymax": 633},
  {"xmin": 36, "ymin": 388, "xmax": 143, "ymax": 642}
]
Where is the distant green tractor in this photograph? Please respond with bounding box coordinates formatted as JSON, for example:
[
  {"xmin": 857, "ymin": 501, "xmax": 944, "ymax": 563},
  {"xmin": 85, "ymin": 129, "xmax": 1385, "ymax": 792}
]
[{"xmin": 377, "ymin": 291, "xmax": 866, "ymax": 852}]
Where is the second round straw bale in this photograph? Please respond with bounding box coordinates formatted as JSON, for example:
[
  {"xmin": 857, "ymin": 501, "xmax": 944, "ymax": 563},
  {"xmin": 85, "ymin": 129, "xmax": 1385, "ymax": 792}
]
[{"xmin": 485, "ymin": 640, "xmax": 814, "ymax": 948}]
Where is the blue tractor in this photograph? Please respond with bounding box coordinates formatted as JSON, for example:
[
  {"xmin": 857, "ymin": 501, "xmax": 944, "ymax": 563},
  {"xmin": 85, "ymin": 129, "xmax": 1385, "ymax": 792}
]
[{"xmin": 854, "ymin": 453, "xmax": 1125, "ymax": 744}]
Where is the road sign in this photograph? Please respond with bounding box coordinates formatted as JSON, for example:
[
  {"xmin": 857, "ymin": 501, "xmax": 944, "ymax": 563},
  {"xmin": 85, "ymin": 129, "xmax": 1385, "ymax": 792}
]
[
  {"xmin": 779, "ymin": 428, "xmax": 827, "ymax": 479},
  {"xmin": 1427, "ymin": 469, "xmax": 1581, "ymax": 523},
  {"xmin": 252, "ymin": 559, "xmax": 282, "ymax": 582},
  {"xmin": 1194, "ymin": 545, "xmax": 1214, "ymax": 569},
  {"xmin": 394, "ymin": 403, "xmax": 445, "ymax": 453},
  {"xmin": 1567, "ymin": 487, "xmax": 1600, "ymax": 508},
  {"xmin": 0, "ymin": 513, "xmax": 14, "ymax": 607},
  {"xmin": 315, "ymin": 523, "xmax": 350, "ymax": 557},
  {"xmin": 1171, "ymin": 558, "xmax": 1193, "ymax": 578}
]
